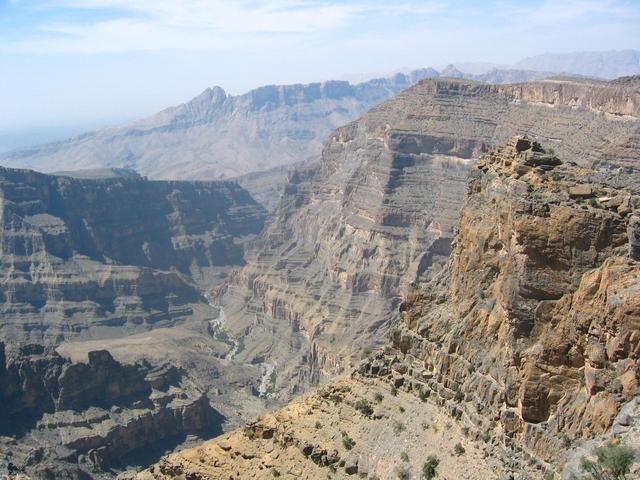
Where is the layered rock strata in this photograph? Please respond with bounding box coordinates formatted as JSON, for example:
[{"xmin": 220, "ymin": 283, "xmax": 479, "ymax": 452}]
[
  {"xmin": 0, "ymin": 343, "xmax": 221, "ymax": 479},
  {"xmin": 375, "ymin": 137, "xmax": 640, "ymax": 471},
  {"xmin": 0, "ymin": 166, "xmax": 266, "ymax": 345},
  {"xmin": 218, "ymin": 77, "xmax": 640, "ymax": 400},
  {"xmin": 133, "ymin": 137, "xmax": 640, "ymax": 479}
]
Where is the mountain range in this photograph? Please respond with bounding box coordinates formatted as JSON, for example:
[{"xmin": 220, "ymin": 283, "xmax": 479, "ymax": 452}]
[{"xmin": 3, "ymin": 50, "xmax": 638, "ymax": 188}]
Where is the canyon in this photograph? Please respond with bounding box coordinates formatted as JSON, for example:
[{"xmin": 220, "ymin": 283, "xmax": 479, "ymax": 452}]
[
  {"xmin": 133, "ymin": 136, "xmax": 640, "ymax": 479},
  {"xmin": 0, "ymin": 73, "xmax": 639, "ymax": 479},
  {"xmin": 214, "ymin": 76, "xmax": 640, "ymax": 404}
]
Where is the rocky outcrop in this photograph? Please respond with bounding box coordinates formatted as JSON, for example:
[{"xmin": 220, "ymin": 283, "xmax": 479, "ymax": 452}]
[
  {"xmin": 134, "ymin": 137, "xmax": 639, "ymax": 480},
  {"xmin": 0, "ymin": 343, "xmax": 221, "ymax": 478},
  {"xmin": 0, "ymin": 166, "xmax": 266, "ymax": 344},
  {"xmin": 217, "ymin": 77, "xmax": 640, "ymax": 401},
  {"xmin": 129, "ymin": 377, "xmax": 506, "ymax": 480},
  {"xmin": 379, "ymin": 137, "xmax": 640, "ymax": 469}
]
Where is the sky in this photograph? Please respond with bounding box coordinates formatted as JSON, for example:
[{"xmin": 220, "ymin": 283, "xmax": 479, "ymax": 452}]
[{"xmin": 1, "ymin": 0, "xmax": 639, "ymax": 133}]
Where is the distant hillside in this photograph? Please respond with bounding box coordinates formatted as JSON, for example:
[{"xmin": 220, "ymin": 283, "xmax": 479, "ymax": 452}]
[
  {"xmin": 0, "ymin": 70, "xmax": 439, "ymax": 181},
  {"xmin": 4, "ymin": 50, "xmax": 638, "ymax": 183},
  {"xmin": 515, "ymin": 49, "xmax": 640, "ymax": 79}
]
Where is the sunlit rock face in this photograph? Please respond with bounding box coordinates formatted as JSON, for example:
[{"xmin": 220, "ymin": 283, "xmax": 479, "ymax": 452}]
[{"xmin": 217, "ymin": 76, "xmax": 640, "ymax": 400}]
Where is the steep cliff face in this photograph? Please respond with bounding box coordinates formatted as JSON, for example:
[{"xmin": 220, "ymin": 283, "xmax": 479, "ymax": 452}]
[
  {"xmin": 218, "ymin": 77, "xmax": 640, "ymax": 399},
  {"xmin": 388, "ymin": 137, "xmax": 640, "ymax": 466},
  {"xmin": 0, "ymin": 343, "xmax": 221, "ymax": 479},
  {"xmin": 134, "ymin": 137, "xmax": 639, "ymax": 480},
  {"xmin": 0, "ymin": 166, "xmax": 266, "ymax": 344}
]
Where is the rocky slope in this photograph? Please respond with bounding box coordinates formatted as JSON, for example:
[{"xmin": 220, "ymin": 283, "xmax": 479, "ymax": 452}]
[
  {"xmin": 0, "ymin": 342, "xmax": 221, "ymax": 479},
  {"xmin": 215, "ymin": 76, "xmax": 640, "ymax": 403},
  {"xmin": 0, "ymin": 166, "xmax": 266, "ymax": 345},
  {"xmin": 132, "ymin": 137, "xmax": 640, "ymax": 479},
  {"xmin": 0, "ymin": 166, "xmax": 273, "ymax": 476}
]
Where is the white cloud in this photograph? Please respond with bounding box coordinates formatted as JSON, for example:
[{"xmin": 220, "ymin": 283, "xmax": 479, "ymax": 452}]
[{"xmin": 2, "ymin": 0, "xmax": 449, "ymax": 54}]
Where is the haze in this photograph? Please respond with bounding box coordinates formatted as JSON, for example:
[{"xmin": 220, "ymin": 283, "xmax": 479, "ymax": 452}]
[{"xmin": 1, "ymin": 0, "xmax": 639, "ymax": 133}]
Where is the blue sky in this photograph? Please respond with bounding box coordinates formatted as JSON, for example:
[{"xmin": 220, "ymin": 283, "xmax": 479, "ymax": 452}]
[{"xmin": 1, "ymin": 0, "xmax": 639, "ymax": 131}]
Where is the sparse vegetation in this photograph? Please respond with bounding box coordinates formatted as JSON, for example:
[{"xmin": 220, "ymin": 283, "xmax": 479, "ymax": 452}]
[
  {"xmin": 391, "ymin": 386, "xmax": 398, "ymax": 396},
  {"xmin": 342, "ymin": 433, "xmax": 355, "ymax": 450},
  {"xmin": 422, "ymin": 455, "xmax": 440, "ymax": 480},
  {"xmin": 461, "ymin": 426, "xmax": 469, "ymax": 437},
  {"xmin": 354, "ymin": 399, "xmax": 374, "ymax": 417},
  {"xmin": 580, "ymin": 443, "xmax": 635, "ymax": 480},
  {"xmin": 374, "ymin": 392, "xmax": 384, "ymax": 403},
  {"xmin": 563, "ymin": 435, "xmax": 573, "ymax": 449},
  {"xmin": 393, "ymin": 420, "xmax": 406, "ymax": 434},
  {"xmin": 315, "ymin": 421, "xmax": 323, "ymax": 429},
  {"xmin": 454, "ymin": 443, "xmax": 466, "ymax": 456},
  {"xmin": 399, "ymin": 405, "xmax": 405, "ymax": 413},
  {"xmin": 401, "ymin": 451, "xmax": 409, "ymax": 462},
  {"xmin": 419, "ymin": 389, "xmax": 430, "ymax": 402},
  {"xmin": 265, "ymin": 369, "xmax": 277, "ymax": 396},
  {"xmin": 271, "ymin": 468, "xmax": 281, "ymax": 477},
  {"xmin": 361, "ymin": 348, "xmax": 373, "ymax": 359}
]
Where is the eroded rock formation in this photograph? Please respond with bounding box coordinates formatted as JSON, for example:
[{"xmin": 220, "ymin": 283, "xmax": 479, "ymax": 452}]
[
  {"xmin": 133, "ymin": 137, "xmax": 640, "ymax": 479},
  {"xmin": 0, "ymin": 166, "xmax": 266, "ymax": 345},
  {"xmin": 217, "ymin": 76, "xmax": 640, "ymax": 401},
  {"xmin": 0, "ymin": 342, "xmax": 221, "ymax": 479}
]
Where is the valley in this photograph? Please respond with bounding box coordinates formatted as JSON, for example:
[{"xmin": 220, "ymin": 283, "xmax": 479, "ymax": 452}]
[{"xmin": 0, "ymin": 67, "xmax": 639, "ymax": 479}]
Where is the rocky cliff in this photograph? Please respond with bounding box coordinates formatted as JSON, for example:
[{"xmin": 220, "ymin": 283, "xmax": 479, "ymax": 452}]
[
  {"xmin": 0, "ymin": 166, "xmax": 266, "ymax": 345},
  {"xmin": 0, "ymin": 343, "xmax": 221, "ymax": 479},
  {"xmin": 216, "ymin": 76, "xmax": 640, "ymax": 402},
  {"xmin": 133, "ymin": 137, "xmax": 640, "ymax": 479}
]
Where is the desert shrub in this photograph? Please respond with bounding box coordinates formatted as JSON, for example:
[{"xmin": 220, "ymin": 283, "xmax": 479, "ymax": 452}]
[
  {"xmin": 271, "ymin": 469, "xmax": 281, "ymax": 477},
  {"xmin": 454, "ymin": 443, "xmax": 465, "ymax": 456},
  {"xmin": 419, "ymin": 389, "xmax": 430, "ymax": 402},
  {"xmin": 580, "ymin": 443, "xmax": 635, "ymax": 480},
  {"xmin": 342, "ymin": 434, "xmax": 355, "ymax": 450},
  {"xmin": 354, "ymin": 399, "xmax": 374, "ymax": 417},
  {"xmin": 399, "ymin": 406, "xmax": 405, "ymax": 413},
  {"xmin": 401, "ymin": 451, "xmax": 409, "ymax": 462},
  {"xmin": 422, "ymin": 455, "xmax": 440, "ymax": 480},
  {"xmin": 315, "ymin": 421, "xmax": 322, "ymax": 429},
  {"xmin": 563, "ymin": 435, "xmax": 573, "ymax": 448},
  {"xmin": 374, "ymin": 392, "xmax": 384, "ymax": 403},
  {"xmin": 391, "ymin": 386, "xmax": 398, "ymax": 396}
]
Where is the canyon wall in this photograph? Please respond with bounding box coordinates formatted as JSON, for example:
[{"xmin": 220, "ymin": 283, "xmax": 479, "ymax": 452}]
[
  {"xmin": 0, "ymin": 166, "xmax": 266, "ymax": 345},
  {"xmin": 218, "ymin": 77, "xmax": 640, "ymax": 399},
  {"xmin": 135, "ymin": 137, "xmax": 640, "ymax": 479}
]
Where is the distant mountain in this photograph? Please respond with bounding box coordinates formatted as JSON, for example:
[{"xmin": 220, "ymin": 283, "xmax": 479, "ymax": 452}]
[
  {"xmin": 4, "ymin": 50, "xmax": 638, "ymax": 182},
  {"xmin": 515, "ymin": 49, "xmax": 640, "ymax": 79},
  {"xmin": 0, "ymin": 70, "xmax": 440, "ymax": 181}
]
